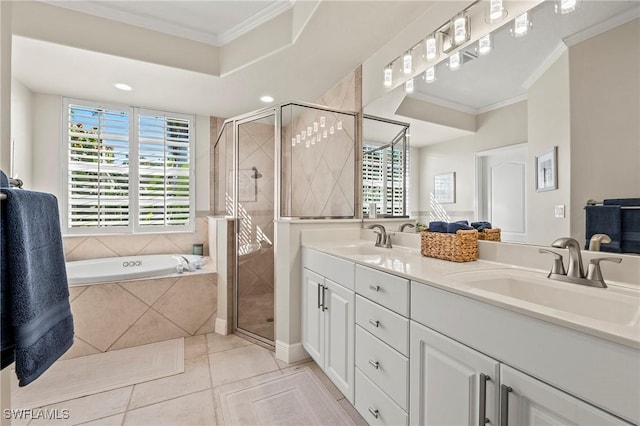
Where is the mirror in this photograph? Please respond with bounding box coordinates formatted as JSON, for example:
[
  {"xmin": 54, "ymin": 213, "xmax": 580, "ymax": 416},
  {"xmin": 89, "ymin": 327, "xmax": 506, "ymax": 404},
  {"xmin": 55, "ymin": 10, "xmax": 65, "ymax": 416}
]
[
  {"xmin": 362, "ymin": 115, "xmax": 410, "ymax": 219},
  {"xmin": 364, "ymin": 1, "xmax": 640, "ymax": 252}
]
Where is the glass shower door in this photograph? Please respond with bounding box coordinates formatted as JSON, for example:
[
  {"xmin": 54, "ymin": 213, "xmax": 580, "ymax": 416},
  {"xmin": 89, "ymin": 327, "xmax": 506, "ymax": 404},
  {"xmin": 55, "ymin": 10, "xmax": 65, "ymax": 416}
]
[{"xmin": 234, "ymin": 112, "xmax": 275, "ymax": 343}]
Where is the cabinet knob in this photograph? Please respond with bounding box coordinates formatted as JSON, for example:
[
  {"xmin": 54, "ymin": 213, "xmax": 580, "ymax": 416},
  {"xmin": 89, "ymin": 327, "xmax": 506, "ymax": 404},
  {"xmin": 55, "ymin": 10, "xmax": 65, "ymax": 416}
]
[
  {"xmin": 369, "ymin": 319, "xmax": 380, "ymax": 327},
  {"xmin": 368, "ymin": 407, "xmax": 379, "ymax": 419},
  {"xmin": 369, "ymin": 285, "xmax": 381, "ymax": 292},
  {"xmin": 368, "ymin": 359, "xmax": 380, "ymax": 369}
]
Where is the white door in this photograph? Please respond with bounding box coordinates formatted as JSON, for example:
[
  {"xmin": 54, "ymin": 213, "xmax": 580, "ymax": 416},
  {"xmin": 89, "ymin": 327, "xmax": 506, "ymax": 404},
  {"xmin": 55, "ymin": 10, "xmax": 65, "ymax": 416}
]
[
  {"xmin": 476, "ymin": 143, "xmax": 527, "ymax": 243},
  {"xmin": 301, "ymin": 268, "xmax": 324, "ymax": 367},
  {"xmin": 410, "ymin": 321, "xmax": 500, "ymax": 426},
  {"xmin": 324, "ymin": 279, "xmax": 355, "ymax": 403},
  {"xmin": 500, "ymin": 365, "xmax": 632, "ymax": 426}
]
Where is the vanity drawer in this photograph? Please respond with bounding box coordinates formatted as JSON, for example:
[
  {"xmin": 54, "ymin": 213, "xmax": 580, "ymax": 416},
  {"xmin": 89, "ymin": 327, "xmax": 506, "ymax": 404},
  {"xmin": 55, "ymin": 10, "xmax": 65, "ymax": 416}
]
[
  {"xmin": 356, "ymin": 368, "xmax": 408, "ymax": 426},
  {"xmin": 355, "ymin": 265, "xmax": 409, "ymax": 315},
  {"xmin": 356, "ymin": 326, "xmax": 409, "ymax": 410},
  {"xmin": 302, "ymin": 247, "xmax": 355, "ymax": 290},
  {"xmin": 356, "ymin": 295, "xmax": 409, "ymax": 356}
]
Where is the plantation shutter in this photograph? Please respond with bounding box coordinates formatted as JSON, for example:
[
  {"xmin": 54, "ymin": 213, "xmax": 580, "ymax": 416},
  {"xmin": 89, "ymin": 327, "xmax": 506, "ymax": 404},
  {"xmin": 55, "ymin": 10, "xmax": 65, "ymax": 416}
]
[
  {"xmin": 386, "ymin": 146, "xmax": 405, "ymax": 216},
  {"xmin": 362, "ymin": 145, "xmax": 384, "ymax": 216},
  {"xmin": 138, "ymin": 111, "xmax": 192, "ymax": 228},
  {"xmin": 67, "ymin": 103, "xmax": 131, "ymax": 228}
]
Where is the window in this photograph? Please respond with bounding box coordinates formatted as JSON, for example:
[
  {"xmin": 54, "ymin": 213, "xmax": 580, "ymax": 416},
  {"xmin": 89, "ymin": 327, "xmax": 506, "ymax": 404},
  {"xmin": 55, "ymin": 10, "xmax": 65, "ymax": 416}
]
[
  {"xmin": 362, "ymin": 144, "xmax": 409, "ymax": 217},
  {"xmin": 64, "ymin": 99, "xmax": 194, "ymax": 234}
]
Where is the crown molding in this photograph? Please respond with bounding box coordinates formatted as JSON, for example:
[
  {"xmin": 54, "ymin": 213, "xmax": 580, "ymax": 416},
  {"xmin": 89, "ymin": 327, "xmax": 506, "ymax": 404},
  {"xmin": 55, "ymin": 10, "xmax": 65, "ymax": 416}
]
[
  {"xmin": 407, "ymin": 91, "xmax": 479, "ymax": 115},
  {"xmin": 218, "ymin": 1, "xmax": 294, "ymax": 46},
  {"xmin": 521, "ymin": 42, "xmax": 568, "ymax": 90},
  {"xmin": 477, "ymin": 94, "xmax": 528, "ymax": 115},
  {"xmin": 563, "ymin": 5, "xmax": 640, "ymax": 47}
]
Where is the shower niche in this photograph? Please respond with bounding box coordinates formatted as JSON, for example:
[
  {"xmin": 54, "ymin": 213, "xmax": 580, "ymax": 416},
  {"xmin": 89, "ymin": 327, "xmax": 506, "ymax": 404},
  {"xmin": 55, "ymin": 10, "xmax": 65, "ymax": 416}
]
[{"xmin": 213, "ymin": 102, "xmax": 358, "ymax": 346}]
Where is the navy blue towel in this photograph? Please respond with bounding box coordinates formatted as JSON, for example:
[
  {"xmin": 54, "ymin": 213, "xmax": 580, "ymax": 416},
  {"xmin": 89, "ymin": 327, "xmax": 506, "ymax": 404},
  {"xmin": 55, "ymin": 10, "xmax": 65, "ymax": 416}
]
[
  {"xmin": 447, "ymin": 222, "xmax": 474, "ymax": 233},
  {"xmin": 585, "ymin": 205, "xmax": 622, "ymax": 253},
  {"xmin": 0, "ymin": 186, "xmax": 74, "ymax": 386},
  {"xmin": 603, "ymin": 198, "xmax": 640, "ymax": 207},
  {"xmin": 621, "ymin": 209, "xmax": 640, "ymax": 254},
  {"xmin": 471, "ymin": 221, "xmax": 492, "ymax": 231},
  {"xmin": 428, "ymin": 221, "xmax": 448, "ymax": 233}
]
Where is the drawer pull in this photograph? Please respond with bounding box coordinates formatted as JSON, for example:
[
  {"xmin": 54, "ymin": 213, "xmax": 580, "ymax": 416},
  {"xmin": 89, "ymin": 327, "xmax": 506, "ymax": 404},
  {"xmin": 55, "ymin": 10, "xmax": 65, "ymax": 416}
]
[
  {"xmin": 369, "ymin": 285, "xmax": 380, "ymax": 292},
  {"xmin": 500, "ymin": 384, "xmax": 513, "ymax": 426},
  {"xmin": 368, "ymin": 407, "xmax": 379, "ymax": 419},
  {"xmin": 368, "ymin": 359, "xmax": 380, "ymax": 369},
  {"xmin": 369, "ymin": 319, "xmax": 380, "ymax": 327},
  {"xmin": 479, "ymin": 373, "xmax": 490, "ymax": 426}
]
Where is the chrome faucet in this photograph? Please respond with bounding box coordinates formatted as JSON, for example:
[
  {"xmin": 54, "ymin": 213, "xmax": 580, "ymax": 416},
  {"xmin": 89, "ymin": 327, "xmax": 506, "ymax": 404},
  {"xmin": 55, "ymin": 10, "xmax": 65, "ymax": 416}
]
[
  {"xmin": 367, "ymin": 224, "xmax": 391, "ymax": 248},
  {"xmin": 398, "ymin": 222, "xmax": 415, "ymax": 232},
  {"xmin": 551, "ymin": 237, "xmax": 584, "ymax": 278},
  {"xmin": 540, "ymin": 237, "xmax": 622, "ymax": 288}
]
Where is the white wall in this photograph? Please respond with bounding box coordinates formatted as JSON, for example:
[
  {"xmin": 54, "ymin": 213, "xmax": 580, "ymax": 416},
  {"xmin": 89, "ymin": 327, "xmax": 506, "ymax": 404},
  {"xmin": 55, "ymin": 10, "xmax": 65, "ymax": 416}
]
[
  {"xmin": 0, "ymin": 1, "xmax": 11, "ymax": 173},
  {"xmin": 10, "ymin": 78, "xmax": 33, "ymax": 184},
  {"xmin": 569, "ymin": 19, "xmax": 640, "ymax": 246},
  {"xmin": 527, "ymin": 50, "xmax": 571, "ymax": 246},
  {"xmin": 31, "ymin": 94, "xmax": 211, "ymax": 217},
  {"xmin": 417, "ymin": 101, "xmax": 528, "ymax": 223}
]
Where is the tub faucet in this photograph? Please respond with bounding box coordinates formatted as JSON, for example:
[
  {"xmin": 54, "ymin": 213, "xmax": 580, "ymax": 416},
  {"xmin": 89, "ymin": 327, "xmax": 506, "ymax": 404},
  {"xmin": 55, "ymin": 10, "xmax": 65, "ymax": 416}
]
[
  {"xmin": 551, "ymin": 237, "xmax": 584, "ymax": 278},
  {"xmin": 179, "ymin": 256, "xmax": 197, "ymax": 272},
  {"xmin": 588, "ymin": 234, "xmax": 611, "ymax": 251},
  {"xmin": 367, "ymin": 224, "xmax": 387, "ymax": 248},
  {"xmin": 398, "ymin": 223, "xmax": 415, "ymax": 232}
]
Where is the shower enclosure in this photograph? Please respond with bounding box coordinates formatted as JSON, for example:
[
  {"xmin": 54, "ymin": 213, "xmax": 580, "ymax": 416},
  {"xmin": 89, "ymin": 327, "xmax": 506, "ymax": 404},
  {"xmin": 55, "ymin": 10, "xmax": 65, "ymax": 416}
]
[{"xmin": 213, "ymin": 102, "xmax": 358, "ymax": 346}]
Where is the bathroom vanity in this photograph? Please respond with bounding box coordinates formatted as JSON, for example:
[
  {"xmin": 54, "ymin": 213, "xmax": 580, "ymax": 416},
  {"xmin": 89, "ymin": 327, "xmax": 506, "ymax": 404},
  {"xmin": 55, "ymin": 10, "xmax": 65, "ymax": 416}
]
[{"xmin": 301, "ymin": 241, "xmax": 639, "ymax": 426}]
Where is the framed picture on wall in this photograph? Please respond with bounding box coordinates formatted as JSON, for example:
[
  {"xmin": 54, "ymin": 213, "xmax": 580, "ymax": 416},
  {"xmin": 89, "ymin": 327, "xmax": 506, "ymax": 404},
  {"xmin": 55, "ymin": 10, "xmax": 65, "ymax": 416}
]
[
  {"xmin": 535, "ymin": 147, "xmax": 558, "ymax": 192},
  {"xmin": 434, "ymin": 172, "xmax": 456, "ymax": 203}
]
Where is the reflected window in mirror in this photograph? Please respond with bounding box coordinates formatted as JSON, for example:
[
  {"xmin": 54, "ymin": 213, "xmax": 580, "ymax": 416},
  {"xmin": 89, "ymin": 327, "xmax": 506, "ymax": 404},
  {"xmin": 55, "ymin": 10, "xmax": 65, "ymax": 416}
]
[{"xmin": 362, "ymin": 115, "xmax": 410, "ymax": 218}]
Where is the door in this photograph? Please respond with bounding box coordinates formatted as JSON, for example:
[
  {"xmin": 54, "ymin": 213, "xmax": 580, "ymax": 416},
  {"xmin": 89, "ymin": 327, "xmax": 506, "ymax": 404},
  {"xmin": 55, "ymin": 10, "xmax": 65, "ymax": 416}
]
[
  {"xmin": 500, "ymin": 365, "xmax": 631, "ymax": 426},
  {"xmin": 410, "ymin": 321, "xmax": 500, "ymax": 426},
  {"xmin": 476, "ymin": 143, "xmax": 527, "ymax": 243},
  {"xmin": 235, "ymin": 112, "xmax": 276, "ymax": 343},
  {"xmin": 324, "ymin": 278, "xmax": 355, "ymax": 403},
  {"xmin": 301, "ymin": 268, "xmax": 324, "ymax": 366}
]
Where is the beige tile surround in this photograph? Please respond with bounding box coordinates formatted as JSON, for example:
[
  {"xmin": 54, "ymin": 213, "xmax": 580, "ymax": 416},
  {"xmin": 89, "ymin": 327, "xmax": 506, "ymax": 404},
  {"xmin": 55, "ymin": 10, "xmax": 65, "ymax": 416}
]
[{"xmin": 65, "ymin": 273, "xmax": 217, "ymax": 359}]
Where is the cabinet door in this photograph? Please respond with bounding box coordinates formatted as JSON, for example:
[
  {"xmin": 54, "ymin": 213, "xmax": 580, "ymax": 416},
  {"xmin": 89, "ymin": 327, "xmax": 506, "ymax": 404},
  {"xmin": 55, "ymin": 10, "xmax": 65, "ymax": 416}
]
[
  {"xmin": 324, "ymin": 278, "xmax": 355, "ymax": 403},
  {"xmin": 301, "ymin": 268, "xmax": 324, "ymax": 366},
  {"xmin": 500, "ymin": 365, "xmax": 632, "ymax": 426},
  {"xmin": 410, "ymin": 321, "xmax": 499, "ymax": 426}
]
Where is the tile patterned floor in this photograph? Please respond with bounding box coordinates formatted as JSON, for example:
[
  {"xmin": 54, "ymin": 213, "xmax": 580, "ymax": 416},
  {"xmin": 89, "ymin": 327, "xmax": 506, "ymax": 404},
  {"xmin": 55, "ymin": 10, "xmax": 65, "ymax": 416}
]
[{"xmin": 15, "ymin": 334, "xmax": 366, "ymax": 426}]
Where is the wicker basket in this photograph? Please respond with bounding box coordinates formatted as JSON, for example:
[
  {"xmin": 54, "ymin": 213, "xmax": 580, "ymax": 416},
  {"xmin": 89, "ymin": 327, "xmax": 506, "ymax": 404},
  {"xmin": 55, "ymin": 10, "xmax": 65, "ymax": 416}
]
[
  {"xmin": 420, "ymin": 229, "xmax": 478, "ymax": 262},
  {"xmin": 478, "ymin": 228, "xmax": 501, "ymax": 242}
]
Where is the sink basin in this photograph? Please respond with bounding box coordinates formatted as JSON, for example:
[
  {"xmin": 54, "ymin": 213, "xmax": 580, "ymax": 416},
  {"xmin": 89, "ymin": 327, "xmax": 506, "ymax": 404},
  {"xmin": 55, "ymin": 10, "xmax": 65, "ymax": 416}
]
[
  {"xmin": 329, "ymin": 243, "xmax": 393, "ymax": 256},
  {"xmin": 445, "ymin": 269, "xmax": 640, "ymax": 328}
]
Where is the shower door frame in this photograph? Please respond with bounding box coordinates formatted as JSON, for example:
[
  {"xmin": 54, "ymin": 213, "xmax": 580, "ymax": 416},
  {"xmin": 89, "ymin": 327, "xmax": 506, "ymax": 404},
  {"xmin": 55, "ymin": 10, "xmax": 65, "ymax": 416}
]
[{"xmin": 232, "ymin": 108, "xmax": 280, "ymax": 347}]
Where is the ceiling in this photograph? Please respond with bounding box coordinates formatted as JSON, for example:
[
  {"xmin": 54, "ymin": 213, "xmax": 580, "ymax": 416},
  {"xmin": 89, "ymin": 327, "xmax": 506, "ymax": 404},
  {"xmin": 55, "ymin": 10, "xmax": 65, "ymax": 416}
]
[
  {"xmin": 11, "ymin": 1, "xmax": 640, "ymax": 147},
  {"xmin": 41, "ymin": 0, "xmax": 294, "ymax": 46}
]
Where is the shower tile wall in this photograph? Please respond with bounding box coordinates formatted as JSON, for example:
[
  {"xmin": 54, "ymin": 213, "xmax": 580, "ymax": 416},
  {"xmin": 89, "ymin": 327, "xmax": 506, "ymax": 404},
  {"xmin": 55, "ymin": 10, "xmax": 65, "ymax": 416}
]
[
  {"xmin": 64, "ymin": 272, "xmax": 217, "ymax": 359},
  {"xmin": 63, "ymin": 216, "xmax": 210, "ymax": 261},
  {"xmin": 281, "ymin": 66, "xmax": 362, "ymax": 217}
]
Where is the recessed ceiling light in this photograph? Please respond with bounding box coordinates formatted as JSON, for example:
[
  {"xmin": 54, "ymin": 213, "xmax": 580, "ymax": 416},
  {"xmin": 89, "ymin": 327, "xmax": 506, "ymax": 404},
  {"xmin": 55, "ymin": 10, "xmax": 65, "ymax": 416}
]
[
  {"xmin": 114, "ymin": 83, "xmax": 133, "ymax": 91},
  {"xmin": 260, "ymin": 95, "xmax": 274, "ymax": 103}
]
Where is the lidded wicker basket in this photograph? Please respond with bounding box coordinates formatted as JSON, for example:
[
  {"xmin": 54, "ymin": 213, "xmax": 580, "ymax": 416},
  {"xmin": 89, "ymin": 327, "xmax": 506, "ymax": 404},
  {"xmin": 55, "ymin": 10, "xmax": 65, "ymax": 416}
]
[{"xmin": 420, "ymin": 229, "xmax": 478, "ymax": 262}]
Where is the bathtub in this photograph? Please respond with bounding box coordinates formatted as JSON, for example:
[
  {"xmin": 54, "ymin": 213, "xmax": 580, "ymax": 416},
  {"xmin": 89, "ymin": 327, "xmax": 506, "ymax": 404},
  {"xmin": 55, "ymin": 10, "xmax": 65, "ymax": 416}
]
[{"xmin": 66, "ymin": 254, "xmax": 206, "ymax": 286}]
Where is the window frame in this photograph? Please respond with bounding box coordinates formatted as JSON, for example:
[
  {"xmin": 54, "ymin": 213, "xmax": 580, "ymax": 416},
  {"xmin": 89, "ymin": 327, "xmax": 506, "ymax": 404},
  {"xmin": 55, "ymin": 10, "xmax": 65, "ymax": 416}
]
[{"xmin": 61, "ymin": 98, "xmax": 195, "ymax": 236}]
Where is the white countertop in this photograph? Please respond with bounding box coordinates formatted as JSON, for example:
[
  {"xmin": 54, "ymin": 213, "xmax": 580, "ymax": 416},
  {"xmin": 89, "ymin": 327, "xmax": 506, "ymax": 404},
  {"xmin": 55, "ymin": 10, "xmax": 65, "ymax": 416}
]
[{"xmin": 302, "ymin": 240, "xmax": 640, "ymax": 349}]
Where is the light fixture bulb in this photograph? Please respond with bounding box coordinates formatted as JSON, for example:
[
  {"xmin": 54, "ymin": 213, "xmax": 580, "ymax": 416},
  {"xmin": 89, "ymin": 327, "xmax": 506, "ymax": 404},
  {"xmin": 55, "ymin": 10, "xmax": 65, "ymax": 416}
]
[
  {"xmin": 405, "ymin": 79, "xmax": 414, "ymax": 94},
  {"xmin": 425, "ymin": 67, "xmax": 435, "ymax": 83},
  {"xmin": 307, "ymin": 126, "xmax": 312, "ymax": 135},
  {"xmin": 323, "ymin": 130, "xmax": 328, "ymax": 139},
  {"xmin": 556, "ymin": 0, "xmax": 577, "ymax": 14},
  {"xmin": 320, "ymin": 116, "xmax": 326, "ymax": 127},
  {"xmin": 296, "ymin": 135, "xmax": 301, "ymax": 144},
  {"xmin": 305, "ymin": 140, "xmax": 310, "ymax": 148},
  {"xmin": 301, "ymin": 131, "xmax": 306, "ymax": 140},
  {"xmin": 317, "ymin": 134, "xmax": 321, "ymax": 143},
  {"xmin": 114, "ymin": 83, "xmax": 132, "ymax": 91},
  {"xmin": 291, "ymin": 138, "xmax": 296, "ymax": 147},
  {"xmin": 337, "ymin": 121, "xmax": 343, "ymax": 130},
  {"xmin": 259, "ymin": 95, "xmax": 274, "ymax": 103},
  {"xmin": 453, "ymin": 15, "xmax": 468, "ymax": 45},
  {"xmin": 478, "ymin": 34, "xmax": 491, "ymax": 55},
  {"xmin": 330, "ymin": 126, "xmax": 335, "ymax": 135},
  {"xmin": 403, "ymin": 52, "xmax": 412, "ymax": 75},
  {"xmin": 449, "ymin": 52, "xmax": 461, "ymax": 71},
  {"xmin": 313, "ymin": 122, "xmax": 318, "ymax": 132},
  {"xmin": 489, "ymin": 0, "xmax": 504, "ymax": 23},
  {"xmin": 512, "ymin": 12, "xmax": 531, "ymax": 37},
  {"xmin": 384, "ymin": 67, "xmax": 393, "ymax": 87},
  {"xmin": 425, "ymin": 36, "xmax": 437, "ymax": 61}
]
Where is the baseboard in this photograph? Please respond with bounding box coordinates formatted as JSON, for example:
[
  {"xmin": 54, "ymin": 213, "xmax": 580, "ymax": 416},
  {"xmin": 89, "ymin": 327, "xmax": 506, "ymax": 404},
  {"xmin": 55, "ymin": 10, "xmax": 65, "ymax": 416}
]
[
  {"xmin": 215, "ymin": 318, "xmax": 228, "ymax": 335},
  {"xmin": 275, "ymin": 340, "xmax": 310, "ymax": 364}
]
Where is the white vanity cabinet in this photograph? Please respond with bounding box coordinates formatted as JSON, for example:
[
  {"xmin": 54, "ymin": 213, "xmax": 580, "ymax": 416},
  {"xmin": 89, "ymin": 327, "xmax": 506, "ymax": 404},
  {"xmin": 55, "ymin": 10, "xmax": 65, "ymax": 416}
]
[
  {"xmin": 301, "ymin": 248, "xmax": 355, "ymax": 403},
  {"xmin": 354, "ymin": 265, "xmax": 410, "ymax": 426}
]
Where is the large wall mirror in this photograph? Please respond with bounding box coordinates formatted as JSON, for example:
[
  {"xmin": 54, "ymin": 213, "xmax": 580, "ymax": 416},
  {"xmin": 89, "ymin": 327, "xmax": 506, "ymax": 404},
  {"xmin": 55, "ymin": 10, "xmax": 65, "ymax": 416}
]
[{"xmin": 364, "ymin": 0, "xmax": 640, "ymax": 253}]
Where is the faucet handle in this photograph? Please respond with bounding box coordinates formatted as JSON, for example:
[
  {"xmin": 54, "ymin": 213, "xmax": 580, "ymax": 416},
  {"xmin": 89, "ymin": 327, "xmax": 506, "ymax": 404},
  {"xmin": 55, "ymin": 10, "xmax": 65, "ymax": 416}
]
[
  {"xmin": 586, "ymin": 257, "xmax": 622, "ymax": 285},
  {"xmin": 538, "ymin": 248, "xmax": 566, "ymax": 276}
]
